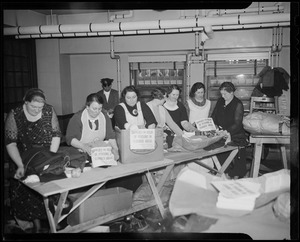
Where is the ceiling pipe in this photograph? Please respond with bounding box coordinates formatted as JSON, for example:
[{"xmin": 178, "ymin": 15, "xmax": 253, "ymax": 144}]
[
  {"xmin": 277, "ymin": 27, "xmax": 283, "ymax": 52},
  {"xmin": 4, "ymin": 13, "xmax": 290, "ymax": 39},
  {"xmin": 271, "ymin": 27, "xmax": 278, "ymax": 52},
  {"xmin": 110, "ymin": 36, "xmax": 121, "ymax": 96},
  {"xmin": 195, "ymin": 31, "xmax": 200, "ymax": 56},
  {"xmin": 186, "ymin": 53, "xmax": 192, "ymax": 101},
  {"xmin": 13, "ymin": 22, "xmax": 290, "ymax": 39},
  {"xmin": 206, "ymin": 5, "xmax": 284, "ymax": 16},
  {"xmin": 180, "ymin": 5, "xmax": 284, "ymax": 18},
  {"xmin": 109, "ymin": 10, "xmax": 133, "ymax": 22}
]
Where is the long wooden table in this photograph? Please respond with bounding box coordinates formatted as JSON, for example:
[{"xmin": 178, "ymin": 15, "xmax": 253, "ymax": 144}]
[{"xmin": 23, "ymin": 145, "xmax": 238, "ymax": 233}]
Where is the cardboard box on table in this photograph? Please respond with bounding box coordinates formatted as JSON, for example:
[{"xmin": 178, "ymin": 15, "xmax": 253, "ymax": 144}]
[
  {"xmin": 67, "ymin": 187, "xmax": 133, "ymax": 226},
  {"xmin": 115, "ymin": 128, "xmax": 164, "ymax": 164}
]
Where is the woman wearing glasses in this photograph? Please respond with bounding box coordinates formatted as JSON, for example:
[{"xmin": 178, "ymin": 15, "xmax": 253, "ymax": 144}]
[
  {"xmin": 66, "ymin": 93, "xmax": 119, "ymax": 160},
  {"xmin": 5, "ymin": 88, "xmax": 62, "ymax": 232}
]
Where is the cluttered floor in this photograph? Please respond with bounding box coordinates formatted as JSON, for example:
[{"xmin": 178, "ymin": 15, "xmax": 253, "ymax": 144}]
[{"xmin": 3, "ymin": 145, "xmax": 289, "ymax": 235}]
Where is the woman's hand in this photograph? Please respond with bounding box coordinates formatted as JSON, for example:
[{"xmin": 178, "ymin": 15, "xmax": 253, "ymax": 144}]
[
  {"xmin": 223, "ymin": 130, "xmax": 231, "ymax": 145},
  {"xmin": 181, "ymin": 121, "xmax": 197, "ymax": 132},
  {"xmin": 14, "ymin": 166, "xmax": 25, "ymax": 179},
  {"xmin": 80, "ymin": 143, "xmax": 92, "ymax": 156},
  {"xmin": 147, "ymin": 123, "xmax": 156, "ymax": 129}
]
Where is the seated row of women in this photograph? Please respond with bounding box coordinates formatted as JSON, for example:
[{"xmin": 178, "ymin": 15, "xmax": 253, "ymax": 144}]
[{"xmin": 4, "ymin": 81, "xmax": 248, "ymax": 232}]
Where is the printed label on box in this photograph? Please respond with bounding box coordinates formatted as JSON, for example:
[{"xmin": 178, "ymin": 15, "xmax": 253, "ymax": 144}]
[
  {"xmin": 130, "ymin": 129, "xmax": 155, "ymax": 150},
  {"xmin": 195, "ymin": 118, "xmax": 217, "ymax": 131},
  {"xmin": 91, "ymin": 146, "xmax": 117, "ymax": 167}
]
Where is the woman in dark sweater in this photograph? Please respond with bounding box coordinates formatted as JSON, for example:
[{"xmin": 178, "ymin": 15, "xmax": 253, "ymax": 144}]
[{"xmin": 211, "ymin": 82, "xmax": 248, "ymax": 178}]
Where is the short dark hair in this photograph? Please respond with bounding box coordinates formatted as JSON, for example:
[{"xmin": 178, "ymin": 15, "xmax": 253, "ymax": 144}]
[
  {"xmin": 189, "ymin": 82, "xmax": 206, "ymax": 98},
  {"xmin": 86, "ymin": 93, "xmax": 104, "ymax": 107},
  {"xmin": 121, "ymin": 85, "xmax": 140, "ymax": 100},
  {"xmin": 23, "ymin": 88, "xmax": 46, "ymax": 102},
  {"xmin": 151, "ymin": 87, "xmax": 166, "ymax": 100},
  {"xmin": 166, "ymin": 84, "xmax": 181, "ymax": 97},
  {"xmin": 219, "ymin": 82, "xmax": 236, "ymax": 93}
]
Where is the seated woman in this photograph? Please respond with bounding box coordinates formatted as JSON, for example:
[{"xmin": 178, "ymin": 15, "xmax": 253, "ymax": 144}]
[
  {"xmin": 146, "ymin": 87, "xmax": 183, "ymax": 148},
  {"xmin": 163, "ymin": 84, "xmax": 197, "ymax": 146},
  {"xmin": 164, "ymin": 84, "xmax": 197, "ymax": 132},
  {"xmin": 185, "ymin": 82, "xmax": 212, "ymax": 127},
  {"xmin": 184, "ymin": 82, "xmax": 215, "ymax": 173},
  {"xmin": 211, "ymin": 82, "xmax": 249, "ymax": 179},
  {"xmin": 109, "ymin": 86, "xmax": 157, "ymax": 192},
  {"xmin": 65, "ymin": 93, "xmax": 119, "ymax": 161},
  {"xmin": 114, "ymin": 85, "xmax": 157, "ymax": 130},
  {"xmin": 5, "ymin": 88, "xmax": 62, "ymax": 233}
]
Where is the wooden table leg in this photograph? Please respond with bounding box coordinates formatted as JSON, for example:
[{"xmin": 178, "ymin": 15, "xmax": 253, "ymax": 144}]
[
  {"xmin": 145, "ymin": 172, "xmax": 165, "ymax": 218},
  {"xmin": 280, "ymin": 145, "xmax": 288, "ymax": 169},
  {"xmin": 44, "ymin": 197, "xmax": 57, "ymax": 233},
  {"xmin": 218, "ymin": 149, "xmax": 239, "ymax": 175},
  {"xmin": 156, "ymin": 164, "xmax": 174, "ymax": 192},
  {"xmin": 251, "ymin": 143, "xmax": 263, "ymax": 178}
]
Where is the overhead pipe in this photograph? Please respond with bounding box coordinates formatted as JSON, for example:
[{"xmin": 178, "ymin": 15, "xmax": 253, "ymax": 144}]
[
  {"xmin": 206, "ymin": 5, "xmax": 284, "ymax": 16},
  {"xmin": 4, "ymin": 13, "xmax": 290, "ymax": 39},
  {"xmin": 14, "ymin": 21, "xmax": 289, "ymax": 39},
  {"xmin": 277, "ymin": 26, "xmax": 283, "ymax": 52},
  {"xmin": 109, "ymin": 10, "xmax": 133, "ymax": 22},
  {"xmin": 186, "ymin": 53, "xmax": 192, "ymax": 101},
  {"xmin": 180, "ymin": 5, "xmax": 284, "ymax": 18},
  {"xmin": 195, "ymin": 31, "xmax": 200, "ymax": 56},
  {"xmin": 200, "ymin": 38, "xmax": 205, "ymax": 62},
  {"xmin": 271, "ymin": 27, "xmax": 278, "ymax": 52},
  {"xmin": 110, "ymin": 36, "xmax": 121, "ymax": 96}
]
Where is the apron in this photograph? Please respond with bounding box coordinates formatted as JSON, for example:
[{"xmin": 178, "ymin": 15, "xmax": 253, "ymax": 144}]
[
  {"xmin": 119, "ymin": 102, "xmax": 145, "ymax": 127},
  {"xmin": 80, "ymin": 109, "xmax": 106, "ymax": 143},
  {"xmin": 187, "ymin": 99, "xmax": 211, "ymax": 124}
]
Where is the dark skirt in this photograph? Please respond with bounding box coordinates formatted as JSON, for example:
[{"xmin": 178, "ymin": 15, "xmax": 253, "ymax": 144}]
[{"xmin": 9, "ymin": 178, "xmax": 47, "ymax": 221}]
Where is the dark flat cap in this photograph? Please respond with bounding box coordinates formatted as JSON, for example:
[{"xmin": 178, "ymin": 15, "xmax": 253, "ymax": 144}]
[{"xmin": 101, "ymin": 78, "xmax": 114, "ymax": 86}]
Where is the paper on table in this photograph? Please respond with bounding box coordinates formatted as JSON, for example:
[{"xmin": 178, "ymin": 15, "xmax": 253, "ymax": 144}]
[
  {"xmin": 194, "ymin": 118, "xmax": 217, "ymax": 131},
  {"xmin": 211, "ymin": 180, "xmax": 261, "ymax": 199},
  {"xmin": 91, "ymin": 146, "xmax": 117, "ymax": 168}
]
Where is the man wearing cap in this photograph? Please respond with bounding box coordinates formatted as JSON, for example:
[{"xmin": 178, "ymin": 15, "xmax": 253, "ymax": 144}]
[{"xmin": 97, "ymin": 78, "xmax": 120, "ymax": 127}]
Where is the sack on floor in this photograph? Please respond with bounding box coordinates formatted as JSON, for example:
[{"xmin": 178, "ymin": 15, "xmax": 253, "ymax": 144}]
[{"xmin": 243, "ymin": 112, "xmax": 290, "ymax": 135}]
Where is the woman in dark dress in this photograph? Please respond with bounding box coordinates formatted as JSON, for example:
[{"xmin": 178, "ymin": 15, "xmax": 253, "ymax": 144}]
[
  {"xmin": 163, "ymin": 84, "xmax": 197, "ymax": 131},
  {"xmin": 211, "ymin": 82, "xmax": 249, "ymax": 178},
  {"xmin": 5, "ymin": 88, "xmax": 62, "ymax": 232}
]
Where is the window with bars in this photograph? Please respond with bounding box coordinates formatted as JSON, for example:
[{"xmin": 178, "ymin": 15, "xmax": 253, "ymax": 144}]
[
  {"xmin": 205, "ymin": 53, "xmax": 269, "ymax": 114},
  {"xmin": 3, "ymin": 37, "xmax": 38, "ymax": 114},
  {"xmin": 130, "ymin": 61, "xmax": 186, "ymax": 103}
]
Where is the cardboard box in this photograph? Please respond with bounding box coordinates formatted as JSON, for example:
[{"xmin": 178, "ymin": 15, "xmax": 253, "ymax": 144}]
[
  {"xmin": 67, "ymin": 187, "xmax": 133, "ymax": 226},
  {"xmin": 115, "ymin": 128, "xmax": 164, "ymax": 164}
]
